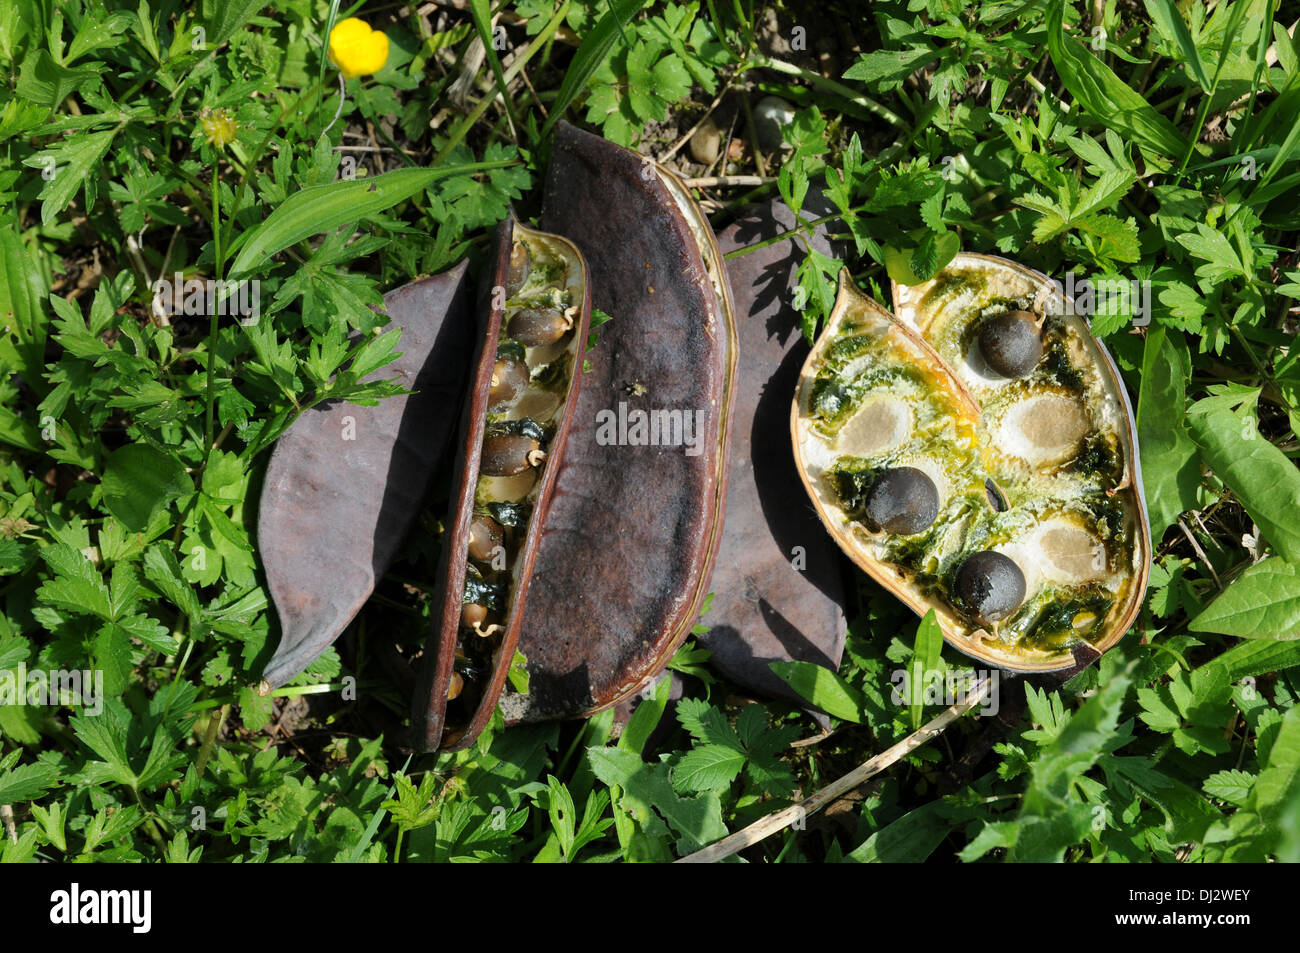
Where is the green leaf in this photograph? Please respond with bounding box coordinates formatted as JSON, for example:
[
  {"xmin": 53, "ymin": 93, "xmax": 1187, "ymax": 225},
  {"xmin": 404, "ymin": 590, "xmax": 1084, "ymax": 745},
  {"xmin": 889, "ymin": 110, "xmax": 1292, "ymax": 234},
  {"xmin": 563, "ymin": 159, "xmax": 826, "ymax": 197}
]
[
  {"xmin": 587, "ymin": 746, "xmax": 727, "ymax": 851},
  {"xmin": 202, "ymin": 0, "xmax": 268, "ymax": 48},
  {"xmin": 909, "ymin": 609, "xmax": 944, "ymax": 730},
  {"xmin": 1186, "ymin": 400, "xmax": 1300, "ymax": 562},
  {"xmin": 617, "ymin": 673, "xmax": 671, "ymax": 756},
  {"xmin": 1144, "ymin": 0, "xmax": 1212, "ymax": 93},
  {"xmin": 1203, "ymin": 769, "xmax": 1256, "ymax": 807},
  {"xmin": 227, "ymin": 163, "xmax": 512, "ymax": 278},
  {"xmin": 100, "ymin": 443, "xmax": 191, "ymax": 532},
  {"xmin": 143, "ymin": 545, "xmax": 202, "ymax": 628},
  {"xmin": 843, "ymin": 47, "xmax": 939, "ymax": 86},
  {"xmin": 1192, "ymin": 639, "xmax": 1300, "ymax": 696},
  {"xmin": 769, "ymin": 660, "xmax": 866, "ymax": 723},
  {"xmin": 23, "ymin": 128, "xmax": 118, "ymax": 226},
  {"xmin": 1252, "ymin": 706, "xmax": 1300, "ymax": 824},
  {"xmin": 1137, "ymin": 325, "xmax": 1200, "ymax": 538},
  {"xmin": 0, "ymin": 222, "xmax": 49, "ymax": 375},
  {"xmin": 1045, "ymin": 4, "xmax": 1187, "ymax": 158},
  {"xmin": 37, "ymin": 544, "xmax": 111, "ymax": 618},
  {"xmin": 846, "ymin": 801, "xmax": 956, "ymax": 862},
  {"xmin": 544, "ymin": 0, "xmax": 651, "ymax": 136},
  {"xmin": 1106, "ymin": 756, "xmax": 1222, "ymax": 841},
  {"xmin": 71, "ymin": 710, "xmax": 137, "ymax": 788},
  {"xmin": 1188, "ymin": 559, "xmax": 1300, "ymax": 639},
  {"xmin": 672, "ymin": 745, "xmax": 745, "ymax": 794},
  {"xmin": 15, "ymin": 50, "xmax": 100, "ymax": 110},
  {"xmin": 0, "ymin": 755, "xmax": 60, "ymax": 803}
]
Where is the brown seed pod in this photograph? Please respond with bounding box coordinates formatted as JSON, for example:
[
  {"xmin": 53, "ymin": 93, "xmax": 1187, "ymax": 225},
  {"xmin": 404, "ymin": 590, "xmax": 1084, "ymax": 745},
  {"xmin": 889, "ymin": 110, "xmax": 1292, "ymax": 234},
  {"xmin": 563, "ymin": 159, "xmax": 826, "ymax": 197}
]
[
  {"xmin": 257, "ymin": 264, "xmax": 475, "ymax": 691},
  {"xmin": 696, "ymin": 192, "xmax": 848, "ymax": 719},
  {"xmin": 499, "ymin": 121, "xmax": 737, "ymax": 725},
  {"xmin": 412, "ymin": 214, "xmax": 592, "ymax": 752}
]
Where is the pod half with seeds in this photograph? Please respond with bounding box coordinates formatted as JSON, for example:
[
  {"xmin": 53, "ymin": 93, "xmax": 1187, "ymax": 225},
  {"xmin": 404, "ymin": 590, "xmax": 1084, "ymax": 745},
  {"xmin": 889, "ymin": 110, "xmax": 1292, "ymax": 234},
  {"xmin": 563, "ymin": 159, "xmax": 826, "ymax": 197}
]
[
  {"xmin": 413, "ymin": 215, "xmax": 592, "ymax": 751},
  {"xmin": 500, "ymin": 121, "xmax": 738, "ymax": 724},
  {"xmin": 793, "ymin": 263, "xmax": 1150, "ymax": 674}
]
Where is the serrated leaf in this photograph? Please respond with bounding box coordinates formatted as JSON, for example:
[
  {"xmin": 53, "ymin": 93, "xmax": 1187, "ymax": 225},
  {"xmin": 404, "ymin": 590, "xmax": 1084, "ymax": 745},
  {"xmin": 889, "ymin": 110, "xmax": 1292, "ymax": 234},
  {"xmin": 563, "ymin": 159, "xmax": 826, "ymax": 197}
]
[
  {"xmin": 671, "ymin": 745, "xmax": 745, "ymax": 794},
  {"xmin": 1253, "ymin": 706, "xmax": 1300, "ymax": 823},
  {"xmin": 100, "ymin": 443, "xmax": 191, "ymax": 532},
  {"xmin": 588, "ymin": 746, "xmax": 727, "ymax": 850},
  {"xmin": 23, "ymin": 128, "xmax": 117, "ymax": 226},
  {"xmin": 1203, "ymin": 769, "xmax": 1256, "ymax": 806},
  {"xmin": 1189, "ymin": 559, "xmax": 1300, "ymax": 639},
  {"xmin": 0, "ymin": 757, "xmax": 61, "ymax": 803},
  {"xmin": 1187, "ymin": 401, "xmax": 1300, "ymax": 563}
]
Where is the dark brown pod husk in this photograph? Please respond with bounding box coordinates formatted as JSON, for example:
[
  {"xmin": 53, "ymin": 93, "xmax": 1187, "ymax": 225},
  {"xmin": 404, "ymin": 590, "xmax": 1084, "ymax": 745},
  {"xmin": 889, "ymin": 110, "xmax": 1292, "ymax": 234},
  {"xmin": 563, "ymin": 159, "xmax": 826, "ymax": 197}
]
[
  {"xmin": 257, "ymin": 263, "xmax": 475, "ymax": 691},
  {"xmin": 699, "ymin": 193, "xmax": 848, "ymax": 718},
  {"xmin": 413, "ymin": 214, "xmax": 592, "ymax": 752},
  {"xmin": 500, "ymin": 121, "xmax": 738, "ymax": 724}
]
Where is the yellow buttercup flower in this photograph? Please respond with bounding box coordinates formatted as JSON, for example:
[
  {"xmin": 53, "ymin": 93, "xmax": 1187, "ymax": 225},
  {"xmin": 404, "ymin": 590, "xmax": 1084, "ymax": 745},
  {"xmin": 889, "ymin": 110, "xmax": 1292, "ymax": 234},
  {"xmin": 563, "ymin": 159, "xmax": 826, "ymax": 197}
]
[
  {"xmin": 200, "ymin": 107, "xmax": 239, "ymax": 149},
  {"xmin": 329, "ymin": 17, "xmax": 389, "ymax": 79}
]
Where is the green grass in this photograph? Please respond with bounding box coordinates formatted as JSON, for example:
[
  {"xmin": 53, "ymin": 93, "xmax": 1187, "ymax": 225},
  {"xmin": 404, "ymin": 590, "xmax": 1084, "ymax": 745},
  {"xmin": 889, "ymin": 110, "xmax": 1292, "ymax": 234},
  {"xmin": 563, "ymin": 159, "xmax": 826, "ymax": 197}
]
[{"xmin": 1, "ymin": 0, "xmax": 1299, "ymax": 862}]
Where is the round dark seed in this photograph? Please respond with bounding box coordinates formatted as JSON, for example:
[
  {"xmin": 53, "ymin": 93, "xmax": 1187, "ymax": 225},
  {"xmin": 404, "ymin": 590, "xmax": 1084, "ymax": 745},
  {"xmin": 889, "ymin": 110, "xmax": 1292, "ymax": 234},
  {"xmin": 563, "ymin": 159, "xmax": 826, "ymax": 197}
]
[
  {"xmin": 489, "ymin": 358, "xmax": 529, "ymax": 406},
  {"xmin": 467, "ymin": 515, "xmax": 505, "ymax": 562},
  {"xmin": 508, "ymin": 307, "xmax": 570, "ymax": 347},
  {"xmin": 864, "ymin": 467, "xmax": 940, "ymax": 535},
  {"xmin": 480, "ymin": 434, "xmax": 542, "ymax": 476},
  {"xmin": 954, "ymin": 551, "xmax": 1026, "ymax": 623},
  {"xmin": 978, "ymin": 310, "xmax": 1043, "ymax": 378}
]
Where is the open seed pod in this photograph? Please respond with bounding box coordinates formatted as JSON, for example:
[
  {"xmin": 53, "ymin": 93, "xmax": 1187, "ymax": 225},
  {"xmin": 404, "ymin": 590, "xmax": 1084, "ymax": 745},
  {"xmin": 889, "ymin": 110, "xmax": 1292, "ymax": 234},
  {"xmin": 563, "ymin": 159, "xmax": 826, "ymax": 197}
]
[
  {"xmin": 413, "ymin": 215, "xmax": 592, "ymax": 751},
  {"xmin": 700, "ymin": 193, "xmax": 848, "ymax": 716},
  {"xmin": 258, "ymin": 263, "xmax": 475, "ymax": 691},
  {"xmin": 499, "ymin": 121, "xmax": 738, "ymax": 724},
  {"xmin": 793, "ymin": 264, "xmax": 1151, "ymax": 673}
]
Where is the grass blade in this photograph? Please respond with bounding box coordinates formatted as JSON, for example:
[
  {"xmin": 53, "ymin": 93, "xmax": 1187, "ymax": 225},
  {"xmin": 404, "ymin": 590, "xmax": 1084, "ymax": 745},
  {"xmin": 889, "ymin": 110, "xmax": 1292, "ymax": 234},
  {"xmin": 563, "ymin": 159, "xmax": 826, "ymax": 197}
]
[
  {"xmin": 1144, "ymin": 0, "xmax": 1212, "ymax": 92},
  {"xmin": 226, "ymin": 161, "xmax": 514, "ymax": 277},
  {"xmin": 1046, "ymin": 3, "xmax": 1187, "ymax": 158}
]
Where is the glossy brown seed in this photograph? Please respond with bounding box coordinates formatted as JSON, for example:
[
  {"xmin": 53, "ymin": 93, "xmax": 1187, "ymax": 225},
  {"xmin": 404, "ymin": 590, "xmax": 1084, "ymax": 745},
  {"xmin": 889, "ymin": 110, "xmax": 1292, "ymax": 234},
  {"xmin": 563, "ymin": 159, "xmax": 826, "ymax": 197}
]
[
  {"xmin": 508, "ymin": 307, "xmax": 570, "ymax": 347},
  {"xmin": 507, "ymin": 242, "xmax": 530, "ymax": 297},
  {"xmin": 447, "ymin": 671, "xmax": 464, "ymax": 700},
  {"xmin": 979, "ymin": 310, "xmax": 1043, "ymax": 378},
  {"xmin": 461, "ymin": 602, "xmax": 488, "ymax": 630},
  {"xmin": 467, "ymin": 515, "xmax": 504, "ymax": 562},
  {"xmin": 481, "ymin": 434, "xmax": 544, "ymax": 476},
  {"xmin": 489, "ymin": 358, "xmax": 530, "ymax": 406}
]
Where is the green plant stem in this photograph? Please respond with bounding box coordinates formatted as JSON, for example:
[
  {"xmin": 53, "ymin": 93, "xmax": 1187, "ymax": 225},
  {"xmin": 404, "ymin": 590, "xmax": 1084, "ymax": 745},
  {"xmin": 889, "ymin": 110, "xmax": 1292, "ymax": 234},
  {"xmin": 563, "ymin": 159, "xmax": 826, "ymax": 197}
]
[
  {"xmin": 745, "ymin": 55, "xmax": 905, "ymax": 128},
  {"xmin": 194, "ymin": 704, "xmax": 228, "ymax": 780},
  {"xmin": 434, "ymin": 2, "xmax": 568, "ymax": 165}
]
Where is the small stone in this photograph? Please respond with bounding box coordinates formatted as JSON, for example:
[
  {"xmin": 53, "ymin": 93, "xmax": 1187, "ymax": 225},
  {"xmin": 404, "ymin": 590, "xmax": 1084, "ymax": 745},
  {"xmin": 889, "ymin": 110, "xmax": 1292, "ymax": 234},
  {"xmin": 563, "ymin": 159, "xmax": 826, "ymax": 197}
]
[
  {"xmin": 689, "ymin": 117, "xmax": 722, "ymax": 165},
  {"xmin": 753, "ymin": 96, "xmax": 796, "ymax": 153}
]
